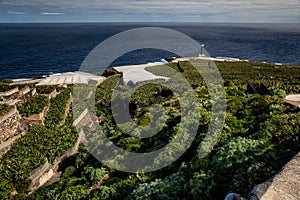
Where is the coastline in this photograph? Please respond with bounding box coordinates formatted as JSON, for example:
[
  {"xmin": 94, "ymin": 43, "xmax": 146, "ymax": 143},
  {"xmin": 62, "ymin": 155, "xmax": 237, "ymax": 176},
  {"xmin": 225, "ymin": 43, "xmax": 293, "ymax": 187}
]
[{"xmin": 3, "ymin": 55, "xmax": 297, "ymax": 85}]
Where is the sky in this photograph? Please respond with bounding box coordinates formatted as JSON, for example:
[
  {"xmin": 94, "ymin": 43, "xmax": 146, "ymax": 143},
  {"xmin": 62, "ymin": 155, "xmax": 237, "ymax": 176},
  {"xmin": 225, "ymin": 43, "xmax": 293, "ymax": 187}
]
[{"xmin": 0, "ymin": 0, "xmax": 299, "ymax": 23}]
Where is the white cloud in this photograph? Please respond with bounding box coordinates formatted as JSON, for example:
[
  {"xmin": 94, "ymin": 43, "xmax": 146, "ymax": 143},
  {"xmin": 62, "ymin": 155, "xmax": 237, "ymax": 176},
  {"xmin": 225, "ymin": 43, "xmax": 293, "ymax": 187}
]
[
  {"xmin": 2, "ymin": 0, "xmax": 300, "ymax": 22},
  {"xmin": 41, "ymin": 12, "xmax": 66, "ymax": 15},
  {"xmin": 7, "ymin": 11, "xmax": 24, "ymax": 14}
]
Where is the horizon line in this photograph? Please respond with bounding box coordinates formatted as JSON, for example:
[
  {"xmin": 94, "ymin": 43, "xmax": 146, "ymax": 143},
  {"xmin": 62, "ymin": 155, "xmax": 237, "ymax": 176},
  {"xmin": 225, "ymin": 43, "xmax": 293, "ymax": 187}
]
[{"xmin": 0, "ymin": 21, "xmax": 299, "ymax": 24}]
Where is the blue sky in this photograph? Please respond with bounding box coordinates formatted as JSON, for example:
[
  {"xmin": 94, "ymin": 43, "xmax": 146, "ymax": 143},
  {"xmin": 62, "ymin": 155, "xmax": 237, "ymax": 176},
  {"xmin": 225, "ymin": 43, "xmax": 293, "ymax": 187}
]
[{"xmin": 0, "ymin": 0, "xmax": 299, "ymax": 23}]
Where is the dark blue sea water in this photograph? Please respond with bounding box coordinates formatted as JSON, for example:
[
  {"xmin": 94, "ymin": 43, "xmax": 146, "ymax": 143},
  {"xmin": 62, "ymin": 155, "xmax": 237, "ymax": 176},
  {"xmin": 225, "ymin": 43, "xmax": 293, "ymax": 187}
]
[{"xmin": 0, "ymin": 23, "xmax": 299, "ymax": 81}]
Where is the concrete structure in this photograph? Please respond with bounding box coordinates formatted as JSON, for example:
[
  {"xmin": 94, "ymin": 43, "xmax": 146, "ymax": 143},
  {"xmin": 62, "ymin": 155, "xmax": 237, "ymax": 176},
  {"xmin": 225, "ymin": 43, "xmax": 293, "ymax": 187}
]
[
  {"xmin": 36, "ymin": 71, "xmax": 106, "ymax": 86},
  {"xmin": 171, "ymin": 58, "xmax": 191, "ymax": 63},
  {"xmin": 284, "ymin": 94, "xmax": 300, "ymax": 108},
  {"xmin": 249, "ymin": 151, "xmax": 300, "ymax": 200},
  {"xmin": 10, "ymin": 79, "xmax": 41, "ymax": 86},
  {"xmin": 216, "ymin": 57, "xmax": 241, "ymax": 62},
  {"xmin": 199, "ymin": 44, "xmax": 205, "ymax": 56},
  {"xmin": 0, "ymin": 99, "xmax": 21, "ymax": 106},
  {"xmin": 113, "ymin": 63, "xmax": 169, "ymax": 85},
  {"xmin": 195, "ymin": 56, "xmax": 242, "ymax": 62}
]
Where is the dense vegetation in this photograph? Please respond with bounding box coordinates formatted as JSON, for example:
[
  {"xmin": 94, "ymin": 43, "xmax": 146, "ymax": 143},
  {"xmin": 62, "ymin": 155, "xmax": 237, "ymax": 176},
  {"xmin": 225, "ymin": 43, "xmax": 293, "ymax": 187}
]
[
  {"xmin": 0, "ymin": 84, "xmax": 15, "ymax": 92},
  {"xmin": 18, "ymin": 95, "xmax": 49, "ymax": 117},
  {"xmin": 0, "ymin": 124, "xmax": 78, "ymax": 197},
  {"xmin": 44, "ymin": 88, "xmax": 72, "ymax": 127},
  {"xmin": 36, "ymin": 85, "xmax": 58, "ymax": 94},
  {"xmin": 0, "ymin": 61, "xmax": 299, "ymax": 199},
  {"xmin": 28, "ymin": 61, "xmax": 300, "ymax": 199},
  {"xmin": 0, "ymin": 104, "xmax": 13, "ymax": 116},
  {"xmin": 0, "ymin": 87, "xmax": 77, "ymax": 199}
]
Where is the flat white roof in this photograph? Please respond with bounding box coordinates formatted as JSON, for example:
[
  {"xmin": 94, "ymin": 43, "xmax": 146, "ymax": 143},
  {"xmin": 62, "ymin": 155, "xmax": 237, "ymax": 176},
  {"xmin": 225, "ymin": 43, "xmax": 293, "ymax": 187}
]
[
  {"xmin": 113, "ymin": 63, "xmax": 169, "ymax": 84},
  {"xmin": 36, "ymin": 71, "xmax": 105, "ymax": 86}
]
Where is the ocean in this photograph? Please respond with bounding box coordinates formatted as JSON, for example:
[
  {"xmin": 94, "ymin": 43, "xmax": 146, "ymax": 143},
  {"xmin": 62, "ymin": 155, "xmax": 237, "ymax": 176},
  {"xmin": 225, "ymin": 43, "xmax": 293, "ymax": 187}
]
[{"xmin": 0, "ymin": 23, "xmax": 299, "ymax": 81}]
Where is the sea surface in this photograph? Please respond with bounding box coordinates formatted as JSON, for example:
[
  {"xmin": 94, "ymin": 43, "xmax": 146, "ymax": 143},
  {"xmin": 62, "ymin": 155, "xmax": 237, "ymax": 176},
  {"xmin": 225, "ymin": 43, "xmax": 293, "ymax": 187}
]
[{"xmin": 0, "ymin": 23, "xmax": 299, "ymax": 81}]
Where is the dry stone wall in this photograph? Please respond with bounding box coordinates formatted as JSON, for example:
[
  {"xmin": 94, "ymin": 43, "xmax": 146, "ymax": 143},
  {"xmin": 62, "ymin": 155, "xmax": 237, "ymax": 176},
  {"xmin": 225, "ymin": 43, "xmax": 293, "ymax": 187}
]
[{"xmin": 0, "ymin": 107, "xmax": 21, "ymax": 144}]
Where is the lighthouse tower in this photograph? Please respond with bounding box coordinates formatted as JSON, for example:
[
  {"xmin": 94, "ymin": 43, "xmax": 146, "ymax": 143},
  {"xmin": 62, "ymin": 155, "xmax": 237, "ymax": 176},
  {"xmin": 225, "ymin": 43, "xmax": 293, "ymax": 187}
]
[{"xmin": 199, "ymin": 44, "xmax": 205, "ymax": 57}]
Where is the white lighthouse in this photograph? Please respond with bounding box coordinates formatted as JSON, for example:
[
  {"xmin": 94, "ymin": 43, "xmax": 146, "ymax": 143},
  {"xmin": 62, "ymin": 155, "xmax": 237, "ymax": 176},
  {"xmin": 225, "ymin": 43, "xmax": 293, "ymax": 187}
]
[{"xmin": 199, "ymin": 44, "xmax": 205, "ymax": 57}]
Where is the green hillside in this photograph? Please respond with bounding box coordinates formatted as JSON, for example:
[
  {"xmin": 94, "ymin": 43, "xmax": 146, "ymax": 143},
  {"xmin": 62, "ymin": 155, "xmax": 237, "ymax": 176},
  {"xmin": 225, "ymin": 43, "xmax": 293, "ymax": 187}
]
[{"xmin": 0, "ymin": 60, "xmax": 299, "ymax": 199}]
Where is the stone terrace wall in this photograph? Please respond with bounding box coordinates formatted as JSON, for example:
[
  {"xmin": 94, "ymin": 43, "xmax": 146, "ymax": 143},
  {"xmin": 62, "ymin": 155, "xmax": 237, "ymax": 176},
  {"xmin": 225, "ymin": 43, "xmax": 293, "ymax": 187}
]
[
  {"xmin": 0, "ymin": 107, "xmax": 21, "ymax": 144},
  {"xmin": 49, "ymin": 89, "xmax": 58, "ymax": 99},
  {"xmin": 25, "ymin": 103, "xmax": 50, "ymax": 125},
  {"xmin": 0, "ymin": 87, "xmax": 19, "ymax": 97},
  {"xmin": 18, "ymin": 86, "xmax": 30, "ymax": 97},
  {"xmin": 29, "ymin": 130, "xmax": 84, "ymax": 193}
]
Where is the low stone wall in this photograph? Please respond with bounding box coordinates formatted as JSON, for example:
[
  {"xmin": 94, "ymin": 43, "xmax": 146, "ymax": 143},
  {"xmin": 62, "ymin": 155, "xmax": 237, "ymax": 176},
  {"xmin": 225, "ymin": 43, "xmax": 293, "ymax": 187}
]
[
  {"xmin": 40, "ymin": 89, "xmax": 58, "ymax": 100},
  {"xmin": 31, "ymin": 88, "xmax": 37, "ymax": 96},
  {"xmin": 73, "ymin": 108, "xmax": 89, "ymax": 127},
  {"xmin": 0, "ymin": 143, "xmax": 12, "ymax": 157},
  {"xmin": 19, "ymin": 86, "xmax": 30, "ymax": 97},
  {"xmin": 49, "ymin": 89, "xmax": 58, "ymax": 99},
  {"xmin": 0, "ymin": 87, "xmax": 19, "ymax": 97},
  {"xmin": 29, "ymin": 161, "xmax": 51, "ymax": 183},
  {"xmin": 25, "ymin": 103, "xmax": 50, "ymax": 125},
  {"xmin": 0, "ymin": 107, "xmax": 21, "ymax": 144},
  {"xmin": 73, "ymin": 108, "xmax": 98, "ymax": 131}
]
